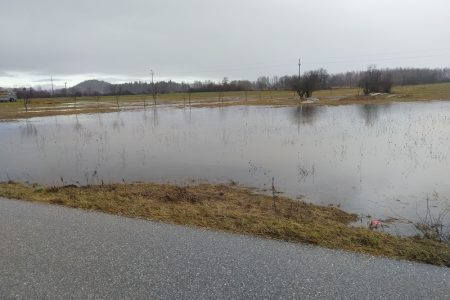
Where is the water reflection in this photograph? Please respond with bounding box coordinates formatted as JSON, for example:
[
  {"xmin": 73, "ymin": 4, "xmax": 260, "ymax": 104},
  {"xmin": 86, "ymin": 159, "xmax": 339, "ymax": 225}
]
[
  {"xmin": 152, "ymin": 106, "xmax": 159, "ymax": 128},
  {"xmin": 112, "ymin": 112, "xmax": 125, "ymax": 130},
  {"xmin": 358, "ymin": 104, "xmax": 391, "ymax": 126},
  {"xmin": 21, "ymin": 120, "xmax": 38, "ymax": 137},
  {"xmin": 182, "ymin": 107, "xmax": 192, "ymax": 125},
  {"xmin": 1, "ymin": 103, "xmax": 450, "ymax": 229},
  {"xmin": 74, "ymin": 115, "xmax": 83, "ymax": 131},
  {"xmin": 290, "ymin": 105, "xmax": 320, "ymax": 126}
]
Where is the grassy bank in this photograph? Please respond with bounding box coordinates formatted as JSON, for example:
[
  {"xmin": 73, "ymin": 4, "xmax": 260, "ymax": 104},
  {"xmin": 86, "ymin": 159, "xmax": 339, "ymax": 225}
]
[
  {"xmin": 0, "ymin": 181, "xmax": 449, "ymax": 266},
  {"xmin": 1, "ymin": 83, "xmax": 449, "ymax": 120}
]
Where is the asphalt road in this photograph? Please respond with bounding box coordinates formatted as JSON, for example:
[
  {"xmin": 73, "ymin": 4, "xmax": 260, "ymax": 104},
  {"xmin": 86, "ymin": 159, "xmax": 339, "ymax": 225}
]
[{"xmin": 1, "ymin": 197, "xmax": 449, "ymax": 299}]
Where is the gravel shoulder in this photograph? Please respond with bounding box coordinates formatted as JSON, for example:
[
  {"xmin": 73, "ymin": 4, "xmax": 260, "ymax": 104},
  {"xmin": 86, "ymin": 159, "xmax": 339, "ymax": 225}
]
[{"xmin": 1, "ymin": 197, "xmax": 449, "ymax": 299}]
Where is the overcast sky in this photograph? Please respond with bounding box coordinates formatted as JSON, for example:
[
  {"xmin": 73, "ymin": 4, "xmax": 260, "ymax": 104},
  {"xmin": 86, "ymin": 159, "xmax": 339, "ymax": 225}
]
[{"xmin": 1, "ymin": 0, "xmax": 449, "ymax": 88}]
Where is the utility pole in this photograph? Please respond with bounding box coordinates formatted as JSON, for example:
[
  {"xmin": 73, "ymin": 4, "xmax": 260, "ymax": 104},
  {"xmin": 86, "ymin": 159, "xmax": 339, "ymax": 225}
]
[
  {"xmin": 51, "ymin": 76, "xmax": 54, "ymax": 96},
  {"xmin": 150, "ymin": 69, "xmax": 156, "ymax": 105},
  {"xmin": 298, "ymin": 58, "xmax": 301, "ymax": 77},
  {"xmin": 150, "ymin": 69, "xmax": 154, "ymax": 87}
]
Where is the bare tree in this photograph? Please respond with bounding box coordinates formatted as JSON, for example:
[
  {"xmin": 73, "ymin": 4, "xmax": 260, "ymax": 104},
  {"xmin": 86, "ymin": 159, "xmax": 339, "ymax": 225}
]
[
  {"xmin": 110, "ymin": 85, "xmax": 121, "ymax": 109},
  {"xmin": 222, "ymin": 77, "xmax": 229, "ymax": 86},
  {"xmin": 329, "ymin": 67, "xmax": 450, "ymax": 87},
  {"xmin": 359, "ymin": 66, "xmax": 381, "ymax": 95},
  {"xmin": 256, "ymin": 76, "xmax": 270, "ymax": 90},
  {"xmin": 142, "ymin": 92, "xmax": 147, "ymax": 108},
  {"xmin": 93, "ymin": 91, "xmax": 101, "ymax": 109},
  {"xmin": 218, "ymin": 91, "xmax": 224, "ymax": 103},
  {"xmin": 71, "ymin": 88, "xmax": 81, "ymax": 108},
  {"xmin": 23, "ymin": 88, "xmax": 31, "ymax": 112},
  {"xmin": 380, "ymin": 72, "xmax": 394, "ymax": 93},
  {"xmin": 188, "ymin": 86, "xmax": 192, "ymax": 106},
  {"xmin": 293, "ymin": 69, "xmax": 329, "ymax": 98},
  {"xmin": 116, "ymin": 86, "xmax": 122, "ymax": 109},
  {"xmin": 359, "ymin": 66, "xmax": 393, "ymax": 95}
]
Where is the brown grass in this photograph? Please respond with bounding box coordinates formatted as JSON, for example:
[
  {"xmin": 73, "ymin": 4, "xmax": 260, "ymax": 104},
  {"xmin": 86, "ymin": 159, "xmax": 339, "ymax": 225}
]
[
  {"xmin": 1, "ymin": 83, "xmax": 449, "ymax": 120},
  {"xmin": 0, "ymin": 181, "xmax": 449, "ymax": 266}
]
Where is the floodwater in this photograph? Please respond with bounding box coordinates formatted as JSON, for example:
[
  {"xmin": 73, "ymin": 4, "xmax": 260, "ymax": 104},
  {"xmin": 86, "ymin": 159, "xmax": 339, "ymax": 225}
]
[{"xmin": 1, "ymin": 102, "xmax": 450, "ymax": 231}]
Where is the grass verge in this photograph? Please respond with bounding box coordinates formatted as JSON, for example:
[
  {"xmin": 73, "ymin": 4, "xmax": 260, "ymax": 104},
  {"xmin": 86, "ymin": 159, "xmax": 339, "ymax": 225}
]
[{"xmin": 0, "ymin": 181, "xmax": 449, "ymax": 266}]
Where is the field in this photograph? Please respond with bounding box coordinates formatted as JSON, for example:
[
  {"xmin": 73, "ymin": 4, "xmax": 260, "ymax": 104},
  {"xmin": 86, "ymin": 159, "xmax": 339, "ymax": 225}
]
[
  {"xmin": 0, "ymin": 83, "xmax": 449, "ymax": 120},
  {"xmin": 1, "ymin": 181, "xmax": 449, "ymax": 267},
  {"xmin": 2, "ymin": 82, "xmax": 450, "ymax": 266}
]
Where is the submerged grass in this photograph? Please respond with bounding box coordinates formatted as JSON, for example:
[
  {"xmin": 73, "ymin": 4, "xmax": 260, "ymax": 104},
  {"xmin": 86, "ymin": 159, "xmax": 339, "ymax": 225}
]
[{"xmin": 0, "ymin": 181, "xmax": 449, "ymax": 267}]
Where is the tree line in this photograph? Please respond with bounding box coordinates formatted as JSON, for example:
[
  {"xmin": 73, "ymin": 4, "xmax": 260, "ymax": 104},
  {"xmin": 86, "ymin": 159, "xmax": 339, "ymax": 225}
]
[{"xmin": 13, "ymin": 67, "xmax": 450, "ymax": 99}]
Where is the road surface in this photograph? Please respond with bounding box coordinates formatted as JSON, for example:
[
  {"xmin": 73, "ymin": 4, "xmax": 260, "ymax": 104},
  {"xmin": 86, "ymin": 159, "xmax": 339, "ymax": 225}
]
[{"xmin": 0, "ymin": 197, "xmax": 449, "ymax": 299}]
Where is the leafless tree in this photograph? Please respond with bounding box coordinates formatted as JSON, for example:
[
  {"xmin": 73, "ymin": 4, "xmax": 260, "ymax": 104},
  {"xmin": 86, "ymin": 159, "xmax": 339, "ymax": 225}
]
[
  {"xmin": 256, "ymin": 76, "xmax": 270, "ymax": 90},
  {"xmin": 93, "ymin": 91, "xmax": 101, "ymax": 109},
  {"xmin": 142, "ymin": 92, "xmax": 147, "ymax": 108},
  {"xmin": 188, "ymin": 86, "xmax": 192, "ymax": 106},
  {"xmin": 293, "ymin": 69, "xmax": 329, "ymax": 98},
  {"xmin": 71, "ymin": 88, "xmax": 81, "ymax": 108},
  {"xmin": 359, "ymin": 66, "xmax": 393, "ymax": 95},
  {"xmin": 23, "ymin": 88, "xmax": 31, "ymax": 112},
  {"xmin": 110, "ymin": 85, "xmax": 121, "ymax": 109}
]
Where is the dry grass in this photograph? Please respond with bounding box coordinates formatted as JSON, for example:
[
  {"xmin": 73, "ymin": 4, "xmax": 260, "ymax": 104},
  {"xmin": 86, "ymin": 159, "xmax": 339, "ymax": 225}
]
[
  {"xmin": 0, "ymin": 181, "xmax": 449, "ymax": 266},
  {"xmin": 1, "ymin": 83, "xmax": 449, "ymax": 120},
  {"xmin": 393, "ymin": 82, "xmax": 450, "ymax": 100}
]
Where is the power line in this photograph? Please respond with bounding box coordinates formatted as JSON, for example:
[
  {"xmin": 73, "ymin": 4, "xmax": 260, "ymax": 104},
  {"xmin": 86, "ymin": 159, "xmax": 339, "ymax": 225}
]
[
  {"xmin": 300, "ymin": 46, "xmax": 450, "ymax": 63},
  {"xmin": 152, "ymin": 47, "xmax": 450, "ymax": 76},
  {"xmin": 155, "ymin": 51, "xmax": 450, "ymax": 76},
  {"xmin": 304, "ymin": 52, "xmax": 450, "ymax": 66}
]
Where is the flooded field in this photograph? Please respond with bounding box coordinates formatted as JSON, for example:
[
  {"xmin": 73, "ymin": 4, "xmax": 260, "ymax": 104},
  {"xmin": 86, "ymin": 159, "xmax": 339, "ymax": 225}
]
[{"xmin": 1, "ymin": 101, "xmax": 450, "ymax": 230}]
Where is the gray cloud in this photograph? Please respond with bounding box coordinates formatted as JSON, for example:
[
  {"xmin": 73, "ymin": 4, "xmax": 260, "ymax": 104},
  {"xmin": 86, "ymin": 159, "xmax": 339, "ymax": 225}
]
[
  {"xmin": 1, "ymin": 0, "xmax": 449, "ymax": 84},
  {"xmin": 0, "ymin": 71, "xmax": 14, "ymax": 77},
  {"xmin": 32, "ymin": 78, "xmax": 64, "ymax": 83}
]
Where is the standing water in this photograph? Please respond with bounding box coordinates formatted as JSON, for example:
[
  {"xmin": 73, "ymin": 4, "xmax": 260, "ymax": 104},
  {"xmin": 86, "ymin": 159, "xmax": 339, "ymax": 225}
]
[{"xmin": 1, "ymin": 101, "xmax": 450, "ymax": 230}]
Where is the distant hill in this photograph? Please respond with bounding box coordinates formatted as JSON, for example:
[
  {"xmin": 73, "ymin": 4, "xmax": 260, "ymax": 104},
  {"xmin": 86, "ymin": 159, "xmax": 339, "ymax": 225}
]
[{"xmin": 72, "ymin": 80, "xmax": 112, "ymax": 94}]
